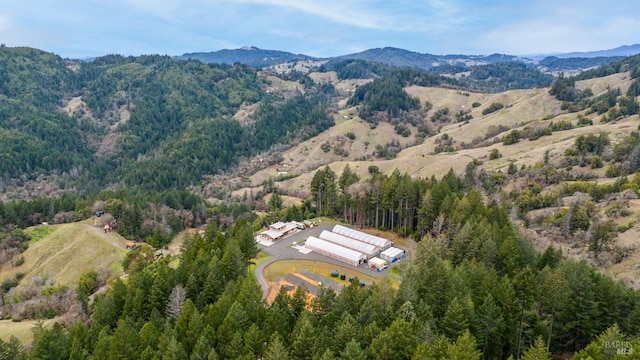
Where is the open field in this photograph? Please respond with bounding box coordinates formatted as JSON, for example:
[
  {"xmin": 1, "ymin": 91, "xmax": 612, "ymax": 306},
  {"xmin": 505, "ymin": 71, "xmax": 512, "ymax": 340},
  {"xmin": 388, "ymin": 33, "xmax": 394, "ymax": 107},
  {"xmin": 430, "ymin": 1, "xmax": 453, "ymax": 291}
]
[
  {"xmin": 0, "ymin": 318, "xmax": 57, "ymax": 344},
  {"xmin": 0, "ymin": 223, "xmax": 127, "ymax": 292}
]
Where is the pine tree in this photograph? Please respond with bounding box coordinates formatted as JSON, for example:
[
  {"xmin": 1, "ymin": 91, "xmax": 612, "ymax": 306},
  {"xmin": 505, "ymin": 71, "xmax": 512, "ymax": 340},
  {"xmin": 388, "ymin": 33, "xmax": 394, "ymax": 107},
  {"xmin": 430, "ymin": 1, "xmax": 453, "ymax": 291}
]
[
  {"xmin": 333, "ymin": 313, "xmax": 360, "ymax": 353},
  {"xmin": 289, "ymin": 285, "xmax": 309, "ymax": 319},
  {"xmin": 263, "ymin": 333, "xmax": 291, "ymax": 360},
  {"xmin": 290, "ymin": 312, "xmax": 318, "ymax": 360},
  {"xmin": 189, "ymin": 333, "xmax": 213, "ymax": 360},
  {"xmin": 445, "ymin": 330, "xmax": 481, "ymax": 360},
  {"xmin": 477, "ymin": 293, "xmax": 504, "ymax": 358},
  {"xmin": 442, "ymin": 297, "xmax": 469, "ymax": 340},
  {"xmin": 513, "ymin": 266, "xmax": 538, "ymax": 359},
  {"xmin": 243, "ymin": 323, "xmax": 265, "ymax": 358},
  {"xmin": 521, "ymin": 337, "xmax": 551, "ymax": 360},
  {"xmin": 340, "ymin": 339, "xmax": 367, "ymax": 360},
  {"xmin": 108, "ymin": 319, "xmax": 140, "ymax": 359},
  {"xmin": 368, "ymin": 319, "xmax": 418, "ymax": 360}
]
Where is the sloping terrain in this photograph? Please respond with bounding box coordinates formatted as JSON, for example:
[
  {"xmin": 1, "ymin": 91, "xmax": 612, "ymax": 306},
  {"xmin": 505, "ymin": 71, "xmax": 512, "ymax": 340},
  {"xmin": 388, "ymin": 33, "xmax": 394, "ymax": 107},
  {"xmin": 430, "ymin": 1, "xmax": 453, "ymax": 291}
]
[
  {"xmin": 0, "ymin": 223, "xmax": 126, "ymax": 292},
  {"xmin": 227, "ymin": 66, "xmax": 640, "ymax": 288}
]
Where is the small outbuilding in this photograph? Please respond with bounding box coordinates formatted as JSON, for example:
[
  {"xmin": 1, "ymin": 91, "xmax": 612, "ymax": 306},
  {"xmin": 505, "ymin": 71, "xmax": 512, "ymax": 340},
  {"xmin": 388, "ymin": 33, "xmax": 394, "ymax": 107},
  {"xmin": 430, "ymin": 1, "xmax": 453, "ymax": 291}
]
[
  {"xmin": 258, "ymin": 222, "xmax": 298, "ymax": 242},
  {"xmin": 368, "ymin": 257, "xmax": 389, "ymax": 271},
  {"xmin": 380, "ymin": 247, "xmax": 405, "ymax": 263},
  {"xmin": 304, "ymin": 236, "xmax": 366, "ymax": 267}
]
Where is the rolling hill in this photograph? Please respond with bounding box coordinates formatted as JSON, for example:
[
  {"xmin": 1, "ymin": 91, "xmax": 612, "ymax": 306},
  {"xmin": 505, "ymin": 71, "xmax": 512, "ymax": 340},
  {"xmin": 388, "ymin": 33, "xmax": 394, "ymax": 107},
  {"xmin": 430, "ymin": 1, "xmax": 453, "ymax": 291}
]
[{"xmin": 0, "ymin": 222, "xmax": 126, "ymax": 292}]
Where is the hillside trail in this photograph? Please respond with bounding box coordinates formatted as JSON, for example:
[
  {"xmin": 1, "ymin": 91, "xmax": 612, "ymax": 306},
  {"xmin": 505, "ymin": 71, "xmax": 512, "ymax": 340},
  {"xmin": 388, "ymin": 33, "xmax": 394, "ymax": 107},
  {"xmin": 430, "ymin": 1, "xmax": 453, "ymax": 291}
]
[{"xmin": 84, "ymin": 224, "xmax": 125, "ymax": 250}]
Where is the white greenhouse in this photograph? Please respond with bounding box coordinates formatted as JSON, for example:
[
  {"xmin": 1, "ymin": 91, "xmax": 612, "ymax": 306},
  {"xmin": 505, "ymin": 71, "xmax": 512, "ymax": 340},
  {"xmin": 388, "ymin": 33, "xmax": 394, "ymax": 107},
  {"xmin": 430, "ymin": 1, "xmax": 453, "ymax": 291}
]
[
  {"xmin": 304, "ymin": 236, "xmax": 367, "ymax": 266},
  {"xmin": 332, "ymin": 224, "xmax": 392, "ymax": 250},
  {"xmin": 319, "ymin": 230, "xmax": 380, "ymax": 259},
  {"xmin": 380, "ymin": 247, "xmax": 405, "ymax": 263}
]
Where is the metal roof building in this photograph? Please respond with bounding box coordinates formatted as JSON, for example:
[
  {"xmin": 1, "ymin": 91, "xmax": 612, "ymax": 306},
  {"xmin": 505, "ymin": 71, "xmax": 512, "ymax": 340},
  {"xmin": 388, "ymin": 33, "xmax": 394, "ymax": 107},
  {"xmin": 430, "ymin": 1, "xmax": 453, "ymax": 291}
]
[
  {"xmin": 380, "ymin": 247, "xmax": 406, "ymax": 262},
  {"xmin": 304, "ymin": 236, "xmax": 367, "ymax": 267},
  {"xmin": 368, "ymin": 257, "xmax": 389, "ymax": 271},
  {"xmin": 318, "ymin": 230, "xmax": 380, "ymax": 259},
  {"xmin": 332, "ymin": 224, "xmax": 392, "ymax": 250}
]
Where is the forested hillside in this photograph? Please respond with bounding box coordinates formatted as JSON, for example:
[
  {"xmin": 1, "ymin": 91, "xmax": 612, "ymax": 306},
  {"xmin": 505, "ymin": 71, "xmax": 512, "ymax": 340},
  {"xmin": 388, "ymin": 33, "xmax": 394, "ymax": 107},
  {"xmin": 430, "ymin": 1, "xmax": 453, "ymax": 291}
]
[
  {"xmin": 0, "ymin": 47, "xmax": 91, "ymax": 178},
  {"xmin": 4, "ymin": 173, "xmax": 640, "ymax": 359},
  {"xmin": 0, "ymin": 47, "xmax": 336, "ymax": 193}
]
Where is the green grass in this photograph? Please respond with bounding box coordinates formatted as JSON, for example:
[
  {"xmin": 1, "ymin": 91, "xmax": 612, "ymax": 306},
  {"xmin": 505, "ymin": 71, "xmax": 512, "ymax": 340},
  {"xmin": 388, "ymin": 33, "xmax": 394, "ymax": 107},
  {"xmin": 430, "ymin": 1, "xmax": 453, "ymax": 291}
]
[
  {"xmin": 0, "ymin": 319, "xmax": 56, "ymax": 345},
  {"xmin": 0, "ymin": 223, "xmax": 126, "ymax": 292},
  {"xmin": 27, "ymin": 225, "xmax": 54, "ymax": 244}
]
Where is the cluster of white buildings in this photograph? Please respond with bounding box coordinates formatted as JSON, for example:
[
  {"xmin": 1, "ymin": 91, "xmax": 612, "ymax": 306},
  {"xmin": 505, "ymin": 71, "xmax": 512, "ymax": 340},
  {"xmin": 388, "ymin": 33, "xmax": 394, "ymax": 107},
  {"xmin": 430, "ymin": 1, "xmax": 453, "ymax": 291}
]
[
  {"xmin": 305, "ymin": 224, "xmax": 405, "ymax": 269},
  {"xmin": 257, "ymin": 221, "xmax": 303, "ymax": 242},
  {"xmin": 257, "ymin": 221, "xmax": 406, "ymax": 270}
]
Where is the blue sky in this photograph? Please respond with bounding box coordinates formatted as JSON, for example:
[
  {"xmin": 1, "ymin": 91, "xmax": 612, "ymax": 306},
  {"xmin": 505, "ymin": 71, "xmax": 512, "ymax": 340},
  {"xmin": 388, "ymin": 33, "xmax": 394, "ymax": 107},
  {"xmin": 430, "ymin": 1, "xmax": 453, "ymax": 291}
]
[{"xmin": 1, "ymin": 0, "xmax": 639, "ymax": 58}]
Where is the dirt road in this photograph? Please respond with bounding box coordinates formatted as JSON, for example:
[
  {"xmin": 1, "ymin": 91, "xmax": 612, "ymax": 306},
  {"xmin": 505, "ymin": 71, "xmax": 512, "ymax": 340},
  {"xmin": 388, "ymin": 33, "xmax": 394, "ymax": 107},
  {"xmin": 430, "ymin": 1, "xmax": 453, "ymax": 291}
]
[{"xmin": 85, "ymin": 224, "xmax": 125, "ymax": 250}]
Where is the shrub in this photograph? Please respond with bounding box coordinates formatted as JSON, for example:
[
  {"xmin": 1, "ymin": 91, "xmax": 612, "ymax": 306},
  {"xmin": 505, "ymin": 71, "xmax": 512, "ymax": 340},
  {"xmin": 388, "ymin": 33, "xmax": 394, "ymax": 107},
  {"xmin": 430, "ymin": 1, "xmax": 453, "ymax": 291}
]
[
  {"xmin": 502, "ymin": 130, "xmax": 521, "ymax": 145},
  {"xmin": 345, "ymin": 132, "xmax": 356, "ymax": 140},
  {"xmin": 431, "ymin": 107, "xmax": 450, "ymax": 122},
  {"xmin": 489, "ymin": 149, "xmax": 502, "ymax": 160},
  {"xmin": 472, "ymin": 102, "xmax": 481, "ymax": 108},
  {"xmin": 590, "ymin": 155, "xmax": 604, "ymax": 168},
  {"xmin": 482, "ymin": 103, "xmax": 504, "ymax": 115},
  {"xmin": 606, "ymin": 164, "xmax": 623, "ymax": 178},
  {"xmin": 577, "ymin": 115, "xmax": 593, "ymax": 127},
  {"xmin": 14, "ymin": 255, "xmax": 25, "ymax": 266}
]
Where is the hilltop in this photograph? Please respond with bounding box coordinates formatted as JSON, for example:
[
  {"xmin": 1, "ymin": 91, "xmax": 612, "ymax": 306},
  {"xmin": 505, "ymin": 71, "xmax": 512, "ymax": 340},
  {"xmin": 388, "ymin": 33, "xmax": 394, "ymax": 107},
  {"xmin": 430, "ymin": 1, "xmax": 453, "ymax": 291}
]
[{"xmin": 181, "ymin": 43, "xmax": 640, "ymax": 74}]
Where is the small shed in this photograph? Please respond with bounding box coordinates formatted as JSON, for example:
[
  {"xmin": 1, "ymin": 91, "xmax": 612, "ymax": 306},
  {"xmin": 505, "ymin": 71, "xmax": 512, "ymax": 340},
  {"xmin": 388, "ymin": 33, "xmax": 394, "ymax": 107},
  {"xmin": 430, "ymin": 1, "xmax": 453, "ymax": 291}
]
[
  {"xmin": 369, "ymin": 257, "xmax": 388, "ymax": 271},
  {"xmin": 380, "ymin": 247, "xmax": 405, "ymax": 263},
  {"xmin": 103, "ymin": 224, "xmax": 112, "ymax": 233},
  {"xmin": 126, "ymin": 242, "xmax": 136, "ymax": 250}
]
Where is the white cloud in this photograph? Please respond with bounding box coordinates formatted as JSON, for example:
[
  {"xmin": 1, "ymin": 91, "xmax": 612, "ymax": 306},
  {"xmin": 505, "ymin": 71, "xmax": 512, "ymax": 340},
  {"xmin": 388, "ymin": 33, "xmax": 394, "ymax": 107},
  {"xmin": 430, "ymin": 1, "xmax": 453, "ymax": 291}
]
[{"xmin": 234, "ymin": 0, "xmax": 463, "ymax": 33}]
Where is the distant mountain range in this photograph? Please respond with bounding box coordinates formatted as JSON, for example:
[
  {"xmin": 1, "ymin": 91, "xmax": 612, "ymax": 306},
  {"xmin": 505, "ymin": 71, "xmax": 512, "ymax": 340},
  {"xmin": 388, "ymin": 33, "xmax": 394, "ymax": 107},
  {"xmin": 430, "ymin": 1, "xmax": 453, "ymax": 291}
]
[
  {"xmin": 179, "ymin": 44, "xmax": 640, "ymax": 73},
  {"xmin": 526, "ymin": 44, "xmax": 640, "ymax": 60}
]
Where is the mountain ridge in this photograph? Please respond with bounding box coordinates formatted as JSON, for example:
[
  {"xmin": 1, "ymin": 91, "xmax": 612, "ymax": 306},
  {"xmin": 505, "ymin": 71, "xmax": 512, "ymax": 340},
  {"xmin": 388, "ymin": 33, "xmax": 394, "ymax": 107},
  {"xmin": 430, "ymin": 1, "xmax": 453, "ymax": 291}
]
[{"xmin": 179, "ymin": 44, "xmax": 640, "ymax": 73}]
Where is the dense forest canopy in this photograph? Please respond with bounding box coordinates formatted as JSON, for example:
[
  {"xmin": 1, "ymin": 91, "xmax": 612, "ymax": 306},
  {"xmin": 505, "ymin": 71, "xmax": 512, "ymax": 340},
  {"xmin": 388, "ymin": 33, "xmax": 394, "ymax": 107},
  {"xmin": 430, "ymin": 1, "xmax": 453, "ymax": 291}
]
[{"xmin": 0, "ymin": 48, "xmax": 335, "ymax": 192}]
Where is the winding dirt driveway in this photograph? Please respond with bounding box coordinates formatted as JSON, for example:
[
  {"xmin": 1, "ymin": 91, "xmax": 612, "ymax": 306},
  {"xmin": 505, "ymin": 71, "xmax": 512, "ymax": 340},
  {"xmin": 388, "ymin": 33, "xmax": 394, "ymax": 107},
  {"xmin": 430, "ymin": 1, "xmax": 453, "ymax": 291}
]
[{"xmin": 84, "ymin": 224, "xmax": 125, "ymax": 250}]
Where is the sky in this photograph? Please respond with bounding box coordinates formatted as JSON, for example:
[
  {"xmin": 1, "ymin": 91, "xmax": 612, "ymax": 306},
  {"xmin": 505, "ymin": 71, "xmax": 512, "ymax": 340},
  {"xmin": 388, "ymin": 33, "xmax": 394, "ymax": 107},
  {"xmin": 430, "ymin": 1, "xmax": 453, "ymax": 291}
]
[{"xmin": 1, "ymin": 0, "xmax": 639, "ymax": 59}]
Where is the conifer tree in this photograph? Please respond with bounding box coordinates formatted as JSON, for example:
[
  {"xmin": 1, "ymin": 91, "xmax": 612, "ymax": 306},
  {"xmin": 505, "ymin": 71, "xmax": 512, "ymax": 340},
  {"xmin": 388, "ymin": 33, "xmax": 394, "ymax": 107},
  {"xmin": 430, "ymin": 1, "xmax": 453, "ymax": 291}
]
[
  {"xmin": 263, "ymin": 333, "xmax": 291, "ymax": 360},
  {"xmin": 521, "ymin": 337, "xmax": 551, "ymax": 360},
  {"xmin": 442, "ymin": 297, "xmax": 470, "ymax": 340},
  {"xmin": 341, "ymin": 339, "xmax": 367, "ymax": 360}
]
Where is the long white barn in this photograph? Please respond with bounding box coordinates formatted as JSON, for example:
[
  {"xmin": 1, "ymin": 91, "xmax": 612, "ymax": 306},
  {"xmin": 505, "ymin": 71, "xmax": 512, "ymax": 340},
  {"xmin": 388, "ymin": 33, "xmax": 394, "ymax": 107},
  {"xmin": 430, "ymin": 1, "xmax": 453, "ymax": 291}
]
[
  {"xmin": 319, "ymin": 230, "xmax": 380, "ymax": 259},
  {"xmin": 332, "ymin": 224, "xmax": 392, "ymax": 250},
  {"xmin": 305, "ymin": 236, "xmax": 367, "ymax": 267}
]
